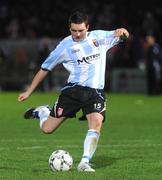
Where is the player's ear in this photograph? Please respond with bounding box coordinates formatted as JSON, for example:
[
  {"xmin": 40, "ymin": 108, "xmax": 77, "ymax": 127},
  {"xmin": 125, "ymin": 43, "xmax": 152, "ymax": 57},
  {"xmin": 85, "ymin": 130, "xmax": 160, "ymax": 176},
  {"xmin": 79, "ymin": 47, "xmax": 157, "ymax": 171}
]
[{"xmin": 86, "ymin": 24, "xmax": 89, "ymax": 31}]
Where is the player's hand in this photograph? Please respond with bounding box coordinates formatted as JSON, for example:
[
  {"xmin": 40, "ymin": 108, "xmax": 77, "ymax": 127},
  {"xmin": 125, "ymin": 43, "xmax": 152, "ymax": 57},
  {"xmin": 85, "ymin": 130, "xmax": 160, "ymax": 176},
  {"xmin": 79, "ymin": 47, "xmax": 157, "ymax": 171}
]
[
  {"xmin": 114, "ymin": 28, "xmax": 129, "ymax": 39},
  {"xmin": 18, "ymin": 91, "xmax": 30, "ymax": 102}
]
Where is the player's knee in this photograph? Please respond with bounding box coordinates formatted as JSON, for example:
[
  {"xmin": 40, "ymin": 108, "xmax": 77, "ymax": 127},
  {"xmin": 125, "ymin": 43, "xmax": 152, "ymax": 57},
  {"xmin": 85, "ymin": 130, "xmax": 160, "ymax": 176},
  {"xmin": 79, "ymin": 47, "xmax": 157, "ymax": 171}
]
[
  {"xmin": 41, "ymin": 126, "xmax": 53, "ymax": 134},
  {"xmin": 91, "ymin": 119, "xmax": 103, "ymax": 132},
  {"xmin": 95, "ymin": 120, "xmax": 102, "ymax": 128}
]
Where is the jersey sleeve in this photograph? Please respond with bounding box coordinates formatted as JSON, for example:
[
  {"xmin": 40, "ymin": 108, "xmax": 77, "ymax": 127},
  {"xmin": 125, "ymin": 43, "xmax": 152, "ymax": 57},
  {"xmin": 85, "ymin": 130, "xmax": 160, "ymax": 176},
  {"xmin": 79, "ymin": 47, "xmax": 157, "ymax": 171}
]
[
  {"xmin": 94, "ymin": 30, "xmax": 120, "ymax": 50},
  {"xmin": 105, "ymin": 30, "xmax": 120, "ymax": 48},
  {"xmin": 41, "ymin": 41, "xmax": 66, "ymax": 71}
]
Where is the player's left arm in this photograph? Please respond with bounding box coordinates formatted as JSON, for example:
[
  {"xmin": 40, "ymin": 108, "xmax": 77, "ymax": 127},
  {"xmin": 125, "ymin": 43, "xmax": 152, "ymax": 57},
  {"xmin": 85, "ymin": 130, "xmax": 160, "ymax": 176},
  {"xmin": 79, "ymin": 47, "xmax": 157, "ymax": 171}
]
[{"xmin": 113, "ymin": 28, "xmax": 129, "ymax": 41}]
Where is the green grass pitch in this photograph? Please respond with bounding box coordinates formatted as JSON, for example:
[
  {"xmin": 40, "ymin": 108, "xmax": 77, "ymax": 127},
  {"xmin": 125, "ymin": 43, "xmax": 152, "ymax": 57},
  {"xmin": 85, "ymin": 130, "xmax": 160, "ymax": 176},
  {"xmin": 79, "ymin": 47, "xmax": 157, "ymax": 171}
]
[{"xmin": 0, "ymin": 92, "xmax": 162, "ymax": 180}]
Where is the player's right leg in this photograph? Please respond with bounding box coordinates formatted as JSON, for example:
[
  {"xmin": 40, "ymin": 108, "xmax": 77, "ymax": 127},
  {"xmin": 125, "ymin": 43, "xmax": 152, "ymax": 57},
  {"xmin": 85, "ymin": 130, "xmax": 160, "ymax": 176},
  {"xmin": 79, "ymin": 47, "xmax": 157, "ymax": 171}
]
[{"xmin": 24, "ymin": 105, "xmax": 65, "ymax": 134}]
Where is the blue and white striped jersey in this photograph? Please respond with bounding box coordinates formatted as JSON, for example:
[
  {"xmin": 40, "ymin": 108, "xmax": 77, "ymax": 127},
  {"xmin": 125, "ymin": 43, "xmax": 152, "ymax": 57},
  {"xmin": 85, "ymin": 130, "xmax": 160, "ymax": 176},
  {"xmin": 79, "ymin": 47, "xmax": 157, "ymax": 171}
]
[{"xmin": 41, "ymin": 30, "xmax": 120, "ymax": 89}]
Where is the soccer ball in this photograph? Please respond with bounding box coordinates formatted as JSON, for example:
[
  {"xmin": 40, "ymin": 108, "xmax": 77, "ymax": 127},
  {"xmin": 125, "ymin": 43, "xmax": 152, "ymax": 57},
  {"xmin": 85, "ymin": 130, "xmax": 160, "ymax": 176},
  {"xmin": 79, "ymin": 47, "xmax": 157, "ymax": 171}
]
[{"xmin": 49, "ymin": 150, "xmax": 73, "ymax": 171}]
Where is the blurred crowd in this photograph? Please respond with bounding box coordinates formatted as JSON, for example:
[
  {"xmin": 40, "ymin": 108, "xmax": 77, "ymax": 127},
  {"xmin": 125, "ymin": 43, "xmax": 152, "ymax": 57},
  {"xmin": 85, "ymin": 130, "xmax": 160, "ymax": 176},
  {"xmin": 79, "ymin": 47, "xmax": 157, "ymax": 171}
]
[
  {"xmin": 0, "ymin": 0, "xmax": 162, "ymax": 41},
  {"xmin": 0, "ymin": 0, "xmax": 162, "ymax": 94}
]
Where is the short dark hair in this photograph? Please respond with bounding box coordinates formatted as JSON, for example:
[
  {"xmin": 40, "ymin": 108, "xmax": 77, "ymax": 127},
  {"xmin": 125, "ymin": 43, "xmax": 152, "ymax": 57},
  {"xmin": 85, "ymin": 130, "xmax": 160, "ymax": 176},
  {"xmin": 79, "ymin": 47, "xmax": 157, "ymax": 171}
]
[{"xmin": 68, "ymin": 11, "xmax": 89, "ymax": 26}]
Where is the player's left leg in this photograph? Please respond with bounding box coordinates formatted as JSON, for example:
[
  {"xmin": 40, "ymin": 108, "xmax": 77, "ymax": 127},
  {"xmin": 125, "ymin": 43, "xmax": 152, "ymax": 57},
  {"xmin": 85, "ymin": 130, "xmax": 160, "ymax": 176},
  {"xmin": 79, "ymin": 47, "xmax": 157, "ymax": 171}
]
[
  {"xmin": 24, "ymin": 105, "xmax": 65, "ymax": 134},
  {"xmin": 77, "ymin": 112, "xmax": 103, "ymax": 172}
]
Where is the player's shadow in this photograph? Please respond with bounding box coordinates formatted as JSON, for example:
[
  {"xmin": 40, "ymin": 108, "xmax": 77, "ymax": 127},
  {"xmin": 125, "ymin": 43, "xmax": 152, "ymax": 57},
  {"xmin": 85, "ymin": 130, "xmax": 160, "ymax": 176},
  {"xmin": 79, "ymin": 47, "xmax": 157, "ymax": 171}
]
[{"xmin": 93, "ymin": 155, "xmax": 116, "ymax": 169}]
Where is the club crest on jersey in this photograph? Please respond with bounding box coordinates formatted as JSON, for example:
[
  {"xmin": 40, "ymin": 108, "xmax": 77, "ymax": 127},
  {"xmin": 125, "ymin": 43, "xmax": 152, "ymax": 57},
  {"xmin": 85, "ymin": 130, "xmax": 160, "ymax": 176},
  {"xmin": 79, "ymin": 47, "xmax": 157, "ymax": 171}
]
[
  {"xmin": 92, "ymin": 39, "xmax": 99, "ymax": 47},
  {"xmin": 57, "ymin": 107, "xmax": 63, "ymax": 116}
]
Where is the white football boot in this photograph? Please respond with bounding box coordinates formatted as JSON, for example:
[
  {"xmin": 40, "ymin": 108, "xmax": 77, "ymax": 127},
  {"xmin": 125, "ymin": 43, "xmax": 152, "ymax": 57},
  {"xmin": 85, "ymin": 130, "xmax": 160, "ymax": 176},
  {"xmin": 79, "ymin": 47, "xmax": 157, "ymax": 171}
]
[
  {"xmin": 77, "ymin": 162, "xmax": 95, "ymax": 172},
  {"xmin": 24, "ymin": 105, "xmax": 50, "ymax": 119}
]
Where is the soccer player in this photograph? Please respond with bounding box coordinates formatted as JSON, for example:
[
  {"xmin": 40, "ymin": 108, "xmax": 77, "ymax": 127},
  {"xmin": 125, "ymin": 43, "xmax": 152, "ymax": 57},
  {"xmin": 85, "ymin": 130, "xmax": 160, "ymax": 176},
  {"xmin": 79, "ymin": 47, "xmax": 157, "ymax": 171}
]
[{"xmin": 18, "ymin": 11, "xmax": 129, "ymax": 172}]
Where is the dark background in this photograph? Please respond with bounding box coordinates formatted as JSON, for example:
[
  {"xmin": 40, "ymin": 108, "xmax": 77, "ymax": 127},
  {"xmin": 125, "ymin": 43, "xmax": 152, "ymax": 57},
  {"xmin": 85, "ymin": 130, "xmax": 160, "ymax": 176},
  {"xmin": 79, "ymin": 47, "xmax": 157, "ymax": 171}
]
[
  {"xmin": 0, "ymin": 0, "xmax": 161, "ymax": 42},
  {"xmin": 0, "ymin": 0, "xmax": 162, "ymax": 94}
]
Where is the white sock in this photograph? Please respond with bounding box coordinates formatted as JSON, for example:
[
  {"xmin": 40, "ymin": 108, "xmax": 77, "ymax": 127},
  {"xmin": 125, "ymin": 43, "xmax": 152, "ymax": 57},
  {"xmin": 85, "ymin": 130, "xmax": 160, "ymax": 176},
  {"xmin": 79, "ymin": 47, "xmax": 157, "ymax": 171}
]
[
  {"xmin": 37, "ymin": 108, "xmax": 50, "ymax": 128},
  {"xmin": 81, "ymin": 129, "xmax": 100, "ymax": 163}
]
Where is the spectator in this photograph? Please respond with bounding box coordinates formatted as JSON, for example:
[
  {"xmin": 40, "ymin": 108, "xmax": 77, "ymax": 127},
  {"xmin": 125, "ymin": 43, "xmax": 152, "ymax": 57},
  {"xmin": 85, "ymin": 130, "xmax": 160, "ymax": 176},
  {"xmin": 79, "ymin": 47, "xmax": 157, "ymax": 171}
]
[
  {"xmin": 37, "ymin": 37, "xmax": 53, "ymax": 91},
  {"xmin": 145, "ymin": 34, "xmax": 162, "ymax": 95}
]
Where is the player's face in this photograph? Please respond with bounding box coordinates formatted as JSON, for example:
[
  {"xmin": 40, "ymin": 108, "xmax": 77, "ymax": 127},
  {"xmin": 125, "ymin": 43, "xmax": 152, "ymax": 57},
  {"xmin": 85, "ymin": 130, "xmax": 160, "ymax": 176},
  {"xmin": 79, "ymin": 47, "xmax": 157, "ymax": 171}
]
[{"xmin": 70, "ymin": 23, "xmax": 89, "ymax": 42}]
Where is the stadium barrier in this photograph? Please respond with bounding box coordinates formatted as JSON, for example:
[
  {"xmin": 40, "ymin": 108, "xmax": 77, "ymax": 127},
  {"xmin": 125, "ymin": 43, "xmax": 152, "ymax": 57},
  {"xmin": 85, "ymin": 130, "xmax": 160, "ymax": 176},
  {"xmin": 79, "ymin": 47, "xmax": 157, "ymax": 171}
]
[{"xmin": 111, "ymin": 68, "xmax": 147, "ymax": 93}]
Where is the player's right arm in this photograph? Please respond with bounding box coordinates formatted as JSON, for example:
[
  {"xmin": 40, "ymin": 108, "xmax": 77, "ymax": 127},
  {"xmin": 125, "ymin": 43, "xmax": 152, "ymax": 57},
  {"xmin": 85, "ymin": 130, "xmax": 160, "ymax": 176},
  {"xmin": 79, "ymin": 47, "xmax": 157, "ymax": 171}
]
[
  {"xmin": 18, "ymin": 69, "xmax": 48, "ymax": 102},
  {"xmin": 18, "ymin": 39, "xmax": 66, "ymax": 102}
]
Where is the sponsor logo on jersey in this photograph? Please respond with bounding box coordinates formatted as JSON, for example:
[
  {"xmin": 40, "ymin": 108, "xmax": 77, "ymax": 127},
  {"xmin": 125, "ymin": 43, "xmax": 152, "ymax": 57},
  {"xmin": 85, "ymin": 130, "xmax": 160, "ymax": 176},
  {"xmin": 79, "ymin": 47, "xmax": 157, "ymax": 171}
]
[{"xmin": 77, "ymin": 53, "xmax": 100, "ymax": 64}]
